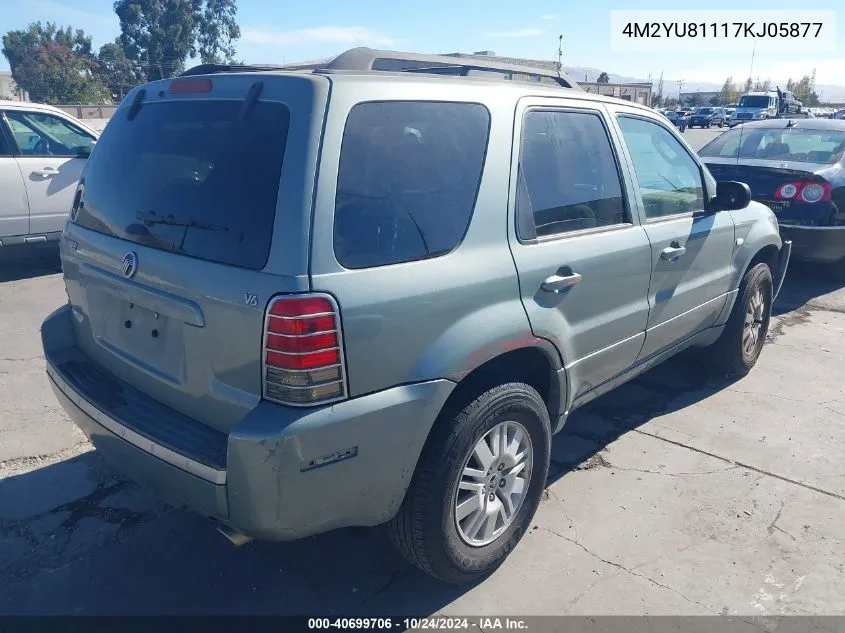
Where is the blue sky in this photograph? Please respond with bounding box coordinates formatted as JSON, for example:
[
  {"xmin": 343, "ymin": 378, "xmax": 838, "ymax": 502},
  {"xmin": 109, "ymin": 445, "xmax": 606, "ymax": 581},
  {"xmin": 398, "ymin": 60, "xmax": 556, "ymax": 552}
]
[{"xmin": 1, "ymin": 0, "xmax": 843, "ymax": 89}]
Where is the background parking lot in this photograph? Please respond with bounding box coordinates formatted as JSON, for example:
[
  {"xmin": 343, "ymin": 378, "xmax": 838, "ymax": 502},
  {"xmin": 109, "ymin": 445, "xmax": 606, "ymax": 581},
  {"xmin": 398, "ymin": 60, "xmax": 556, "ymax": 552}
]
[{"xmin": 2, "ymin": 127, "xmax": 844, "ymax": 617}]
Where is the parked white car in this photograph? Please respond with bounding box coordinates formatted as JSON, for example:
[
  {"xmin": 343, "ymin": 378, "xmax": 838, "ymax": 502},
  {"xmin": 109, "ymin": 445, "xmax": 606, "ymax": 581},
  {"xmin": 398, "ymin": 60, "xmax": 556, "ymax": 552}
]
[{"xmin": 0, "ymin": 101, "xmax": 99, "ymax": 248}]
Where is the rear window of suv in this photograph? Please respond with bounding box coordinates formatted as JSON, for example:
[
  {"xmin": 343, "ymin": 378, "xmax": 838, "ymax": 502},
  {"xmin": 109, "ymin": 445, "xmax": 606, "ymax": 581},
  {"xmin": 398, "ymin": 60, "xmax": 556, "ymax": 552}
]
[
  {"xmin": 72, "ymin": 99, "xmax": 290, "ymax": 270},
  {"xmin": 333, "ymin": 101, "xmax": 490, "ymax": 269}
]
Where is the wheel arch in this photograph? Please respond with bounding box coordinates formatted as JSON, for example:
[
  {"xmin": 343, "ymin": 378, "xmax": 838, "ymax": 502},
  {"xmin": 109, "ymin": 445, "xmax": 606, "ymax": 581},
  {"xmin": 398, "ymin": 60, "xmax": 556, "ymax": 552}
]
[{"xmin": 437, "ymin": 344, "xmax": 566, "ymax": 432}]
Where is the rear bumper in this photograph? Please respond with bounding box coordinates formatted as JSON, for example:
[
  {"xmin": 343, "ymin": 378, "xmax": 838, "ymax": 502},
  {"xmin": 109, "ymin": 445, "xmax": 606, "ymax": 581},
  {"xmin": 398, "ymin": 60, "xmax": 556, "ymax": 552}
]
[
  {"xmin": 43, "ymin": 304, "xmax": 455, "ymax": 540},
  {"xmin": 778, "ymin": 225, "xmax": 845, "ymax": 264}
]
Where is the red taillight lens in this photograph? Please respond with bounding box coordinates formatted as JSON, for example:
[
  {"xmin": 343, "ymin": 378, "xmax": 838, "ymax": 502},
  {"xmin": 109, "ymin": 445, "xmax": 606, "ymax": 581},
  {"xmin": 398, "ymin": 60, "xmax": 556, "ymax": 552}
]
[
  {"xmin": 266, "ymin": 348, "xmax": 340, "ymax": 370},
  {"xmin": 263, "ymin": 295, "xmax": 346, "ymax": 406},
  {"xmin": 775, "ymin": 181, "xmax": 832, "ymax": 203},
  {"xmin": 267, "ymin": 314, "xmax": 335, "ymax": 335},
  {"xmin": 267, "ymin": 331, "xmax": 338, "ymax": 354},
  {"xmin": 169, "ymin": 78, "xmax": 213, "ymax": 94}
]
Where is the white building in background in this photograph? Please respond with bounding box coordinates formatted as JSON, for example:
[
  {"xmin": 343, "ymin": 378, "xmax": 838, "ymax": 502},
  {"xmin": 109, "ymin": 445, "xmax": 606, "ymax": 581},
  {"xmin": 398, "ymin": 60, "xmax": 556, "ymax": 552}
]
[{"xmin": 0, "ymin": 70, "xmax": 28, "ymax": 101}]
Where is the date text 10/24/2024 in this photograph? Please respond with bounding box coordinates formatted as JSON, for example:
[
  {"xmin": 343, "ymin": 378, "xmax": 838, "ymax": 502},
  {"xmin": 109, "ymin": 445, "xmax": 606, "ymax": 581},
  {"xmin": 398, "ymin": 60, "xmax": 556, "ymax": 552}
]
[{"xmin": 307, "ymin": 617, "xmax": 528, "ymax": 630}]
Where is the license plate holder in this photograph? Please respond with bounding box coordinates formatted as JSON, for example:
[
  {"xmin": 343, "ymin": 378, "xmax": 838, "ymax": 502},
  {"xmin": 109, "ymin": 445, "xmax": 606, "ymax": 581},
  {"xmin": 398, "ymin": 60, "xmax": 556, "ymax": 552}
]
[{"xmin": 761, "ymin": 200, "xmax": 789, "ymax": 213}]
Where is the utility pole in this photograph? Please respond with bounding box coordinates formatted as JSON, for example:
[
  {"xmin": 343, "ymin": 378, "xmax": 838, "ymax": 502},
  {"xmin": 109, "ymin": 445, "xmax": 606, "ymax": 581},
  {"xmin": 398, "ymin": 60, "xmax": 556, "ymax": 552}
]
[
  {"xmin": 748, "ymin": 39, "xmax": 756, "ymax": 87},
  {"xmin": 657, "ymin": 71, "xmax": 664, "ymax": 106},
  {"xmin": 677, "ymin": 79, "xmax": 684, "ymax": 102},
  {"xmin": 556, "ymin": 35, "xmax": 563, "ymax": 75}
]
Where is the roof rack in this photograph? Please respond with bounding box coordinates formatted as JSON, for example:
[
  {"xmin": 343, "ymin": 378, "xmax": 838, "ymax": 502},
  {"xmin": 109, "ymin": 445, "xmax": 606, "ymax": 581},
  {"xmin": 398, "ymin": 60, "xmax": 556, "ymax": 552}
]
[
  {"xmin": 180, "ymin": 48, "xmax": 583, "ymax": 90},
  {"xmin": 321, "ymin": 47, "xmax": 582, "ymax": 90},
  {"xmin": 180, "ymin": 62, "xmax": 289, "ymax": 76}
]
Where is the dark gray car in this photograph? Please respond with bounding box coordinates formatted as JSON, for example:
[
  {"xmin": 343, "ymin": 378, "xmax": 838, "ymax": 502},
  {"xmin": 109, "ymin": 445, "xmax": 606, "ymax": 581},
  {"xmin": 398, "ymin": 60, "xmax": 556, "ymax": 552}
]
[{"xmin": 42, "ymin": 47, "xmax": 790, "ymax": 584}]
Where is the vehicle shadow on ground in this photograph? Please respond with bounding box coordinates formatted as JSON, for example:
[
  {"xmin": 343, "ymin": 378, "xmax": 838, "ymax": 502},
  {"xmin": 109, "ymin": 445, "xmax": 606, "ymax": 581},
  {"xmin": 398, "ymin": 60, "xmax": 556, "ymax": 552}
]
[
  {"xmin": 0, "ymin": 361, "xmax": 740, "ymax": 616},
  {"xmin": 773, "ymin": 261, "xmax": 843, "ymax": 316},
  {"xmin": 0, "ymin": 245, "xmax": 62, "ymax": 283},
  {"xmin": 0, "ymin": 265, "xmax": 830, "ymax": 616}
]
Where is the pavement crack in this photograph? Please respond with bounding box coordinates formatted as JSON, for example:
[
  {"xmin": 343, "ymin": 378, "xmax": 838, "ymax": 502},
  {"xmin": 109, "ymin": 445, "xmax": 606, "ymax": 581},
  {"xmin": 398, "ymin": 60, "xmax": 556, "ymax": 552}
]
[
  {"xmin": 634, "ymin": 428, "xmax": 845, "ymax": 503},
  {"xmin": 767, "ymin": 501, "xmax": 797, "ymax": 542},
  {"xmin": 536, "ymin": 526, "xmax": 715, "ymax": 613}
]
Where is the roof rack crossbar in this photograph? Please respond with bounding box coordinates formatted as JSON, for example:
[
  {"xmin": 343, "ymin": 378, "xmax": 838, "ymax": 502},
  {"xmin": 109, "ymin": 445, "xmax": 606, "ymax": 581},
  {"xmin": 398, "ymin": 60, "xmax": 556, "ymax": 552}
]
[{"xmin": 323, "ymin": 47, "xmax": 582, "ymax": 90}]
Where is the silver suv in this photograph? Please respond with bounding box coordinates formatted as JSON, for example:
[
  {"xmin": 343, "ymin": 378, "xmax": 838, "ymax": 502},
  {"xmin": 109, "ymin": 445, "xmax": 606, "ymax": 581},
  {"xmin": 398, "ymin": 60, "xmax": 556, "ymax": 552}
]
[{"xmin": 42, "ymin": 48, "xmax": 791, "ymax": 584}]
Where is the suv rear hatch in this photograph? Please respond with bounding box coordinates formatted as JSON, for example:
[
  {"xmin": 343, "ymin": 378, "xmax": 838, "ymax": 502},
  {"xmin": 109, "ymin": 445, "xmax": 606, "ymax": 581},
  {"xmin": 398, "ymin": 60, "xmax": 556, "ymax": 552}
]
[{"xmin": 59, "ymin": 72, "xmax": 329, "ymax": 435}]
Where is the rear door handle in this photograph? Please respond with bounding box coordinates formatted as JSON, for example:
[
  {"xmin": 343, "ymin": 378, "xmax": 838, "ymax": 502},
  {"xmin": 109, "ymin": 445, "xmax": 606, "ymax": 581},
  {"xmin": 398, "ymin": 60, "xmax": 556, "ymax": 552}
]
[
  {"xmin": 32, "ymin": 168, "xmax": 60, "ymax": 178},
  {"xmin": 660, "ymin": 245, "xmax": 687, "ymax": 261},
  {"xmin": 541, "ymin": 272, "xmax": 582, "ymax": 293}
]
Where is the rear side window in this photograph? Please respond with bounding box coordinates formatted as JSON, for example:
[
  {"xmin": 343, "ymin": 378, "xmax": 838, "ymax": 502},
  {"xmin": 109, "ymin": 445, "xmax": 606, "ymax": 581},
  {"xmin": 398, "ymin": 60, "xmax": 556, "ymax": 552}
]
[
  {"xmin": 73, "ymin": 100, "xmax": 290, "ymax": 270},
  {"xmin": 518, "ymin": 109, "xmax": 629, "ymax": 239},
  {"xmin": 333, "ymin": 101, "xmax": 490, "ymax": 269}
]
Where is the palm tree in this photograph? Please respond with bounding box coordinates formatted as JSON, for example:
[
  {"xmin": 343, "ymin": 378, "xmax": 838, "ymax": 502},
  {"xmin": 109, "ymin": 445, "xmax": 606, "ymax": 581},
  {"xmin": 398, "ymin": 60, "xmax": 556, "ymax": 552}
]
[{"xmin": 597, "ymin": 72, "xmax": 610, "ymax": 83}]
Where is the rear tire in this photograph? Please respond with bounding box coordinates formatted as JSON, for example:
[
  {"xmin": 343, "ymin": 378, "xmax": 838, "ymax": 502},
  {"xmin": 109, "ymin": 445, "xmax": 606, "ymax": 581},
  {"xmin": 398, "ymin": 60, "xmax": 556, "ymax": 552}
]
[
  {"xmin": 388, "ymin": 383, "xmax": 551, "ymax": 584},
  {"xmin": 707, "ymin": 263, "xmax": 773, "ymax": 376}
]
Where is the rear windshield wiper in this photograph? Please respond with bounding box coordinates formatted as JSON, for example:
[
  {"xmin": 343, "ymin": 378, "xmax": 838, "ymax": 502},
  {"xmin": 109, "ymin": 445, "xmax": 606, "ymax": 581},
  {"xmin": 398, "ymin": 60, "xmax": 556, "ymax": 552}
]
[
  {"xmin": 136, "ymin": 210, "xmax": 229, "ymax": 250},
  {"xmin": 136, "ymin": 210, "xmax": 229, "ymax": 231}
]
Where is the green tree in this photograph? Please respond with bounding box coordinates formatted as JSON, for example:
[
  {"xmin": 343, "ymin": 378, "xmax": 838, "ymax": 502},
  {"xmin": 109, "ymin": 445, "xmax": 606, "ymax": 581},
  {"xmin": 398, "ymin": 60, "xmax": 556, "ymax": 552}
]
[
  {"xmin": 720, "ymin": 76, "xmax": 737, "ymax": 105},
  {"xmin": 786, "ymin": 75, "xmax": 818, "ymax": 106},
  {"xmin": 743, "ymin": 77, "xmax": 753, "ymax": 94},
  {"xmin": 114, "ymin": 0, "xmax": 241, "ymax": 82},
  {"xmin": 2, "ymin": 22, "xmax": 109, "ymax": 104},
  {"xmin": 688, "ymin": 93, "xmax": 703, "ymax": 107},
  {"xmin": 97, "ymin": 41, "xmax": 138, "ymax": 100},
  {"xmin": 597, "ymin": 71, "xmax": 609, "ymax": 83}
]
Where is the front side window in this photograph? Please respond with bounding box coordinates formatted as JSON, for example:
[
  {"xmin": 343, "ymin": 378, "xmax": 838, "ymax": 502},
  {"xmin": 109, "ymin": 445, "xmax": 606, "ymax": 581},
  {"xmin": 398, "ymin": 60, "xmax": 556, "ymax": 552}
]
[
  {"xmin": 518, "ymin": 109, "xmax": 629, "ymax": 239},
  {"xmin": 4, "ymin": 111, "xmax": 95, "ymax": 157},
  {"xmin": 617, "ymin": 116, "xmax": 705, "ymax": 219},
  {"xmin": 333, "ymin": 101, "xmax": 490, "ymax": 269}
]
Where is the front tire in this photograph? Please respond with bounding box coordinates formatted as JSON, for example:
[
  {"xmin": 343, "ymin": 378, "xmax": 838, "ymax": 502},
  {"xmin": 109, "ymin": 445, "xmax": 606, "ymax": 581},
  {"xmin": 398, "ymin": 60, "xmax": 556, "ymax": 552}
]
[
  {"xmin": 708, "ymin": 263, "xmax": 773, "ymax": 376},
  {"xmin": 388, "ymin": 383, "xmax": 551, "ymax": 584}
]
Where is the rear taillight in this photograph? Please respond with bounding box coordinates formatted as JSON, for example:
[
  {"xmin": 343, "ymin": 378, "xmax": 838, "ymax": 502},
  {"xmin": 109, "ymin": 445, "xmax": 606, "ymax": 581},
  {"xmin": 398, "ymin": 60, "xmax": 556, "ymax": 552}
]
[
  {"xmin": 263, "ymin": 294, "xmax": 346, "ymax": 406},
  {"xmin": 774, "ymin": 181, "xmax": 831, "ymax": 203}
]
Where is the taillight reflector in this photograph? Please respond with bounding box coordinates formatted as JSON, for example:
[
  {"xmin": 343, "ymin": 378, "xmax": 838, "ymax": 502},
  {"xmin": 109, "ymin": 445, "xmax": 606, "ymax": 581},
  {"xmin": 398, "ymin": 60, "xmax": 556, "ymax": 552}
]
[
  {"xmin": 169, "ymin": 78, "xmax": 213, "ymax": 94},
  {"xmin": 263, "ymin": 294, "xmax": 346, "ymax": 407}
]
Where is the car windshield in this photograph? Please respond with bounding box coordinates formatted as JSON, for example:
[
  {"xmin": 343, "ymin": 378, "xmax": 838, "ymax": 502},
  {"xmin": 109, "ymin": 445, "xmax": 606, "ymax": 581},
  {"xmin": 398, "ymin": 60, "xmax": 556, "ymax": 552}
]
[
  {"xmin": 695, "ymin": 108, "xmax": 714, "ymax": 114},
  {"xmin": 699, "ymin": 127, "xmax": 845, "ymax": 164},
  {"xmin": 739, "ymin": 95, "xmax": 770, "ymax": 108}
]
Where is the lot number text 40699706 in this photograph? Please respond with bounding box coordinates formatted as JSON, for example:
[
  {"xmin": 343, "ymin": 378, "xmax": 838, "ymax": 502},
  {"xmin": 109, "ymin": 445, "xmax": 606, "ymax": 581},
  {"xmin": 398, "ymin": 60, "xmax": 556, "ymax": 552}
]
[{"xmin": 621, "ymin": 22, "xmax": 824, "ymax": 38}]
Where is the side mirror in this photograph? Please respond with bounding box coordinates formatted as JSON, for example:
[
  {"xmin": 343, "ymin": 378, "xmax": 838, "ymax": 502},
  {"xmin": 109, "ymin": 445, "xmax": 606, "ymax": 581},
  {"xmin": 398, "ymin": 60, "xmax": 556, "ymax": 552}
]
[{"xmin": 712, "ymin": 181, "xmax": 751, "ymax": 211}]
